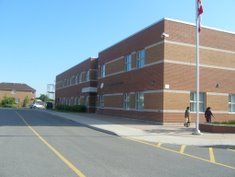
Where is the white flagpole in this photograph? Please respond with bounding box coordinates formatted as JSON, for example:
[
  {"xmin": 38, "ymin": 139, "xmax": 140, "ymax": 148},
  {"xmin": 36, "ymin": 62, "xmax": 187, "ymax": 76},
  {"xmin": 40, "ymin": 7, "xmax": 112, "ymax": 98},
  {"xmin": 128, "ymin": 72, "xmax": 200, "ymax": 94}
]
[{"xmin": 194, "ymin": 0, "xmax": 201, "ymax": 135}]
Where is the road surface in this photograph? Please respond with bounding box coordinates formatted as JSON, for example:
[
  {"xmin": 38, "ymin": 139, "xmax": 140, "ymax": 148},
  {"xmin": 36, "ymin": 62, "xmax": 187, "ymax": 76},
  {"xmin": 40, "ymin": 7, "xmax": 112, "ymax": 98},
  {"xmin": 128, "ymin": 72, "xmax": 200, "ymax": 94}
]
[{"xmin": 0, "ymin": 108, "xmax": 234, "ymax": 177}]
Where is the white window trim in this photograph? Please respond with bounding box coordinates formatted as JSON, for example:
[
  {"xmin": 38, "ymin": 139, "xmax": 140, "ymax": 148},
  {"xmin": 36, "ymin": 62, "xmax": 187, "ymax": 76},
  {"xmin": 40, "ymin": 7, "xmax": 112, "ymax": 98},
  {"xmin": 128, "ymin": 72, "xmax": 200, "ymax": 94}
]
[
  {"xmin": 123, "ymin": 93, "xmax": 130, "ymax": 110},
  {"xmin": 137, "ymin": 49, "xmax": 145, "ymax": 68},
  {"xmin": 136, "ymin": 92, "xmax": 144, "ymax": 111},
  {"xmin": 125, "ymin": 54, "xmax": 132, "ymax": 72},
  {"xmin": 229, "ymin": 94, "xmax": 235, "ymax": 113},
  {"xmin": 190, "ymin": 92, "xmax": 205, "ymax": 113}
]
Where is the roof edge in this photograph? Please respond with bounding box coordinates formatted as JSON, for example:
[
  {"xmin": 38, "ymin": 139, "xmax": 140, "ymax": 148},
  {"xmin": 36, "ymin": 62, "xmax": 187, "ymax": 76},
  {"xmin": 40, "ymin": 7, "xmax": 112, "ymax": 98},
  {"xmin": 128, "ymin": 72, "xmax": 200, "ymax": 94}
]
[
  {"xmin": 164, "ymin": 17, "xmax": 235, "ymax": 35},
  {"xmin": 99, "ymin": 17, "xmax": 234, "ymax": 55},
  {"xmin": 99, "ymin": 18, "xmax": 166, "ymax": 54}
]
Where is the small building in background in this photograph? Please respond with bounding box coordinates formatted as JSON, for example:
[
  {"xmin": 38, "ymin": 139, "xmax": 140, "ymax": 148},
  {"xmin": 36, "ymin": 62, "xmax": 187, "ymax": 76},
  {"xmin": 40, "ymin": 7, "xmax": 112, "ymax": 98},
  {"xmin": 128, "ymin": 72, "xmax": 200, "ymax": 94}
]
[{"xmin": 0, "ymin": 82, "xmax": 36, "ymax": 107}]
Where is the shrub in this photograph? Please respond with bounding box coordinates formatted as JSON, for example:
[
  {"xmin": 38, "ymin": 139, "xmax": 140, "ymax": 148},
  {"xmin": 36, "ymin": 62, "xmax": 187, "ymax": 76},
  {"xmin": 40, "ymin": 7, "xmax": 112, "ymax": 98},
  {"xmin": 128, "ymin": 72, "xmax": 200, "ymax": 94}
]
[
  {"xmin": 55, "ymin": 104, "xmax": 87, "ymax": 112},
  {"xmin": 1, "ymin": 96, "xmax": 17, "ymax": 108}
]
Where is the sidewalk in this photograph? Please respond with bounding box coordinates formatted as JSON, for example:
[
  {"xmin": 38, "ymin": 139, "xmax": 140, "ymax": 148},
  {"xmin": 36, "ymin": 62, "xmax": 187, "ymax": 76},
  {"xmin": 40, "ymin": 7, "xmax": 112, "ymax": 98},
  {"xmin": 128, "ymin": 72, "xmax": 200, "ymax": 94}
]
[{"xmin": 46, "ymin": 110, "xmax": 235, "ymax": 146}]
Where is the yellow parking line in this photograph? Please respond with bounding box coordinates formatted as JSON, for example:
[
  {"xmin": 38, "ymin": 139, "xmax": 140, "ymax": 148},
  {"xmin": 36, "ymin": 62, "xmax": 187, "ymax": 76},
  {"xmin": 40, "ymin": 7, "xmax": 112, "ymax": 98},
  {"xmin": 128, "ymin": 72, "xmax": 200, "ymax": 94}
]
[
  {"xmin": 180, "ymin": 145, "xmax": 186, "ymax": 154},
  {"xmin": 15, "ymin": 111, "xmax": 86, "ymax": 177},
  {"xmin": 124, "ymin": 137, "xmax": 235, "ymax": 170},
  {"xmin": 209, "ymin": 147, "xmax": 216, "ymax": 163},
  {"xmin": 156, "ymin": 143, "xmax": 162, "ymax": 147}
]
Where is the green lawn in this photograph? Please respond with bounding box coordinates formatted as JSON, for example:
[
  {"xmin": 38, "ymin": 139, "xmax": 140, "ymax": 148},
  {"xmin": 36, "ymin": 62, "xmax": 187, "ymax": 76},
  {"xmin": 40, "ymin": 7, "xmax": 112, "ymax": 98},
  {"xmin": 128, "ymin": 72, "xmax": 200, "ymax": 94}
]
[{"xmin": 213, "ymin": 120, "xmax": 235, "ymax": 125}]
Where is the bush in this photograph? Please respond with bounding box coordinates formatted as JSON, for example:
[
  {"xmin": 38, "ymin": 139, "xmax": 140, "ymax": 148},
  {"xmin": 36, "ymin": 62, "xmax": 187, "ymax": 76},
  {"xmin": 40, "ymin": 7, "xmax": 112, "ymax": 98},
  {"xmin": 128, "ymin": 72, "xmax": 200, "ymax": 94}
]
[
  {"xmin": 1, "ymin": 96, "xmax": 17, "ymax": 108},
  {"xmin": 2, "ymin": 103, "xmax": 18, "ymax": 108},
  {"xmin": 55, "ymin": 104, "xmax": 87, "ymax": 112}
]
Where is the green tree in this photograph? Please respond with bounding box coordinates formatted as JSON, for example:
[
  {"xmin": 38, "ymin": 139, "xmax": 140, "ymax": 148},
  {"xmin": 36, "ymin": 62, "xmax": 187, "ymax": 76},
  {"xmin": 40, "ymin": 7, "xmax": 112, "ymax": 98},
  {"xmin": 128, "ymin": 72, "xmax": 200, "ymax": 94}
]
[
  {"xmin": 37, "ymin": 94, "xmax": 49, "ymax": 102},
  {"xmin": 23, "ymin": 96, "xmax": 30, "ymax": 107}
]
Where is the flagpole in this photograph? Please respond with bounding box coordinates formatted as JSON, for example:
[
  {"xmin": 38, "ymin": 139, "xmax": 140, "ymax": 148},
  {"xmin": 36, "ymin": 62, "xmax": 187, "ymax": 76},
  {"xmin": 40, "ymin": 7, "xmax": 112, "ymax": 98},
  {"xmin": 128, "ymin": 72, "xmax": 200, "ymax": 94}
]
[{"xmin": 194, "ymin": 0, "xmax": 201, "ymax": 135}]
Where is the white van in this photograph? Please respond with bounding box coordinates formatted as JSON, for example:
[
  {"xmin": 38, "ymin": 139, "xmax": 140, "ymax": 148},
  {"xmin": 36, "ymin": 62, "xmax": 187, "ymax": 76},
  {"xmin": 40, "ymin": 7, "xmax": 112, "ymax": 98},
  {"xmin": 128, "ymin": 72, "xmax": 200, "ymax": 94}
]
[{"xmin": 31, "ymin": 100, "xmax": 45, "ymax": 109}]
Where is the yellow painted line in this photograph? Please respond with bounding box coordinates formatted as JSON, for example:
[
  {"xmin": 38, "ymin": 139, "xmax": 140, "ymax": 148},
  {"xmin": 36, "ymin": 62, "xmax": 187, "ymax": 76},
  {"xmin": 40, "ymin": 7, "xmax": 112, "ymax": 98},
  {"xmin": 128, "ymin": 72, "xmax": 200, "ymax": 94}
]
[
  {"xmin": 123, "ymin": 137, "xmax": 235, "ymax": 170},
  {"xmin": 15, "ymin": 111, "xmax": 86, "ymax": 177},
  {"xmin": 209, "ymin": 147, "xmax": 216, "ymax": 163},
  {"xmin": 156, "ymin": 143, "xmax": 162, "ymax": 147},
  {"xmin": 180, "ymin": 145, "xmax": 186, "ymax": 154}
]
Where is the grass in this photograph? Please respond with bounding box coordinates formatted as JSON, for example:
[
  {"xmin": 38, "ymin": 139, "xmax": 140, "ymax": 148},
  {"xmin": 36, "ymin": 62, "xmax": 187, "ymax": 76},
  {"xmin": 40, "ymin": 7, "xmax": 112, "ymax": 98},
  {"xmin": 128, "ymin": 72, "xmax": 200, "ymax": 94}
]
[{"xmin": 212, "ymin": 120, "xmax": 235, "ymax": 125}]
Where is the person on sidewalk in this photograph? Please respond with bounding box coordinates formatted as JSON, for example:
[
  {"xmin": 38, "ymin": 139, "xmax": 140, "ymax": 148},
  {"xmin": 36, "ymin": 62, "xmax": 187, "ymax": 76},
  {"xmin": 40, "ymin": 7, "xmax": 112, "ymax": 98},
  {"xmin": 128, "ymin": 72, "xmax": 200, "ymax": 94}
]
[
  {"xmin": 205, "ymin": 107, "xmax": 214, "ymax": 123},
  {"xmin": 184, "ymin": 106, "xmax": 191, "ymax": 127}
]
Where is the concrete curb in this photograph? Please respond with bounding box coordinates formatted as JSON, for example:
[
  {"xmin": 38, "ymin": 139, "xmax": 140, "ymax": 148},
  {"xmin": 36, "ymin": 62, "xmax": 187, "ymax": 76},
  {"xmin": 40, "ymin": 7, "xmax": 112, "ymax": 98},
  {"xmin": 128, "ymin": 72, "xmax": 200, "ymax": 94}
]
[{"xmin": 45, "ymin": 110, "xmax": 235, "ymax": 146}]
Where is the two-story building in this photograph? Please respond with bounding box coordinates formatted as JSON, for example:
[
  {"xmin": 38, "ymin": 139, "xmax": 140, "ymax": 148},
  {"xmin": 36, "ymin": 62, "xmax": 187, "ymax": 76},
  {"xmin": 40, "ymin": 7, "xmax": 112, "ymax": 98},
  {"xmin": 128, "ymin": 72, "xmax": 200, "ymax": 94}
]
[
  {"xmin": 0, "ymin": 82, "xmax": 36, "ymax": 106},
  {"xmin": 56, "ymin": 18, "xmax": 235, "ymax": 123}
]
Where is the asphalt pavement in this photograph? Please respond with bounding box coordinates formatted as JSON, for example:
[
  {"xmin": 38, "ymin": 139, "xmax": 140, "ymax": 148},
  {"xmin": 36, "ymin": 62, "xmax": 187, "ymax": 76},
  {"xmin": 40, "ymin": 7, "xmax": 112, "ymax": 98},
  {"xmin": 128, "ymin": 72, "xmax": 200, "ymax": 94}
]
[
  {"xmin": 1, "ymin": 109, "xmax": 235, "ymax": 177},
  {"xmin": 45, "ymin": 110, "xmax": 235, "ymax": 146}
]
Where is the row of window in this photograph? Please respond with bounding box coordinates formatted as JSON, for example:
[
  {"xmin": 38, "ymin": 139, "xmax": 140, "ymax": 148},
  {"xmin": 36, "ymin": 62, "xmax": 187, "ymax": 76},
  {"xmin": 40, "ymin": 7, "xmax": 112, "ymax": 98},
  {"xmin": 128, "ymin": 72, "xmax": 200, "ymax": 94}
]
[
  {"xmin": 190, "ymin": 93, "xmax": 235, "ymax": 113},
  {"xmin": 57, "ymin": 49, "xmax": 146, "ymax": 87},
  {"xmin": 58, "ymin": 96, "xmax": 89, "ymax": 106},
  {"xmin": 99, "ymin": 92, "xmax": 144, "ymax": 111},
  {"xmin": 57, "ymin": 92, "xmax": 235, "ymax": 112},
  {"xmin": 57, "ymin": 70, "xmax": 91, "ymax": 89},
  {"xmin": 98, "ymin": 92, "xmax": 235, "ymax": 112},
  {"xmin": 100, "ymin": 49, "xmax": 146, "ymax": 78}
]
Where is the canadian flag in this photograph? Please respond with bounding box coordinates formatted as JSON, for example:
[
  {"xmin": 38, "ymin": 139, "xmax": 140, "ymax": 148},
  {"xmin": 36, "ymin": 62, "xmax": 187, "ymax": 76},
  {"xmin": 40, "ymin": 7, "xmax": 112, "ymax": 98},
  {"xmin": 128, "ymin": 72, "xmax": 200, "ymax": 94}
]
[{"xmin": 198, "ymin": 0, "xmax": 203, "ymax": 32}]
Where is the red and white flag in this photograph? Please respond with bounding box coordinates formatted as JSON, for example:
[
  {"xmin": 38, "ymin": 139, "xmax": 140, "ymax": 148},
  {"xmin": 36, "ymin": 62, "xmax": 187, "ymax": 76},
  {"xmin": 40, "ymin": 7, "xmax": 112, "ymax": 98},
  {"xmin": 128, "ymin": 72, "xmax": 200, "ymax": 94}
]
[{"xmin": 197, "ymin": 0, "xmax": 203, "ymax": 32}]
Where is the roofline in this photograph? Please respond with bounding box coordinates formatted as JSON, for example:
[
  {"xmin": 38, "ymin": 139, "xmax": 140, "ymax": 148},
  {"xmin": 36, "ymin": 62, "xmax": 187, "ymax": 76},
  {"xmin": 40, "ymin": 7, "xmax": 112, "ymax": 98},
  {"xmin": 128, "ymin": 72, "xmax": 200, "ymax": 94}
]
[
  {"xmin": 0, "ymin": 82, "xmax": 36, "ymax": 92},
  {"xmin": 0, "ymin": 88, "xmax": 35, "ymax": 92},
  {"xmin": 99, "ymin": 17, "xmax": 235, "ymax": 54},
  {"xmin": 56, "ymin": 57, "xmax": 98, "ymax": 77},
  {"xmin": 164, "ymin": 17, "xmax": 235, "ymax": 35},
  {"xmin": 99, "ymin": 18, "xmax": 166, "ymax": 54}
]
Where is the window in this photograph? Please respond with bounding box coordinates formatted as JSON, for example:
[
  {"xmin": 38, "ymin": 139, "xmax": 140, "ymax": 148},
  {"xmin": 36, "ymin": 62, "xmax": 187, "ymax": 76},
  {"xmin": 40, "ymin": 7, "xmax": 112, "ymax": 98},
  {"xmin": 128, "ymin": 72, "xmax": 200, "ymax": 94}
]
[
  {"xmin": 76, "ymin": 74, "xmax": 80, "ymax": 84},
  {"xmin": 137, "ymin": 49, "xmax": 145, "ymax": 68},
  {"xmin": 100, "ymin": 64, "xmax": 106, "ymax": 78},
  {"xmin": 15, "ymin": 98, "xmax": 19, "ymax": 104},
  {"xmin": 76, "ymin": 96, "xmax": 80, "ymax": 105},
  {"xmin": 99, "ymin": 95, "xmax": 104, "ymax": 108},
  {"xmin": 79, "ymin": 73, "xmax": 83, "ymax": 83},
  {"xmin": 11, "ymin": 89, "xmax": 16, "ymax": 94},
  {"xmin": 123, "ymin": 93, "xmax": 130, "ymax": 110},
  {"xmin": 71, "ymin": 76, "xmax": 75, "ymax": 85},
  {"xmin": 70, "ymin": 97, "xmax": 74, "ymax": 105},
  {"xmin": 136, "ymin": 92, "xmax": 144, "ymax": 110},
  {"xmin": 67, "ymin": 79, "xmax": 70, "ymax": 86},
  {"xmin": 62, "ymin": 97, "xmax": 66, "ymax": 104},
  {"xmin": 86, "ymin": 70, "xmax": 90, "ymax": 81},
  {"xmin": 85, "ymin": 96, "xmax": 89, "ymax": 106},
  {"xmin": 125, "ymin": 54, "xmax": 132, "ymax": 71},
  {"xmin": 66, "ymin": 97, "xmax": 69, "ymax": 105},
  {"xmin": 229, "ymin": 94, "xmax": 235, "ymax": 112},
  {"xmin": 190, "ymin": 92, "xmax": 205, "ymax": 112}
]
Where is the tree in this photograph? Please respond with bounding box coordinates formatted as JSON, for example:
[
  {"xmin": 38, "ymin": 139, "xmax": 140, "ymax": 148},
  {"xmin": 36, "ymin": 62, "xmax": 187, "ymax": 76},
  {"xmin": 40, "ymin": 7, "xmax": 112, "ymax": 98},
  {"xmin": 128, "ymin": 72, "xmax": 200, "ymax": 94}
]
[
  {"xmin": 23, "ymin": 96, "xmax": 30, "ymax": 107},
  {"xmin": 37, "ymin": 94, "xmax": 49, "ymax": 102}
]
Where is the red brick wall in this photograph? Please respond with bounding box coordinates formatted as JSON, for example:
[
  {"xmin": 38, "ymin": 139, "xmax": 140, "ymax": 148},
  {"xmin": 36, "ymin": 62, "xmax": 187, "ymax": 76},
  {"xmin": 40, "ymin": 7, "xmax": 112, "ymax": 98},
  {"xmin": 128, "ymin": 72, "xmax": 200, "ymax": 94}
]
[
  {"xmin": 97, "ymin": 19, "xmax": 235, "ymax": 123},
  {"xmin": 164, "ymin": 20, "xmax": 235, "ymax": 51},
  {"xmin": 55, "ymin": 58, "xmax": 98, "ymax": 112},
  {"xmin": 98, "ymin": 64, "xmax": 164, "ymax": 94},
  {"xmin": 99, "ymin": 20, "xmax": 164, "ymax": 64}
]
